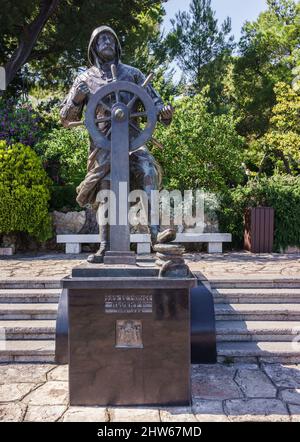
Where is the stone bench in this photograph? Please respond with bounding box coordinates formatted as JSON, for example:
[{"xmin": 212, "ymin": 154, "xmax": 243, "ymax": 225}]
[
  {"xmin": 57, "ymin": 233, "xmax": 232, "ymax": 255},
  {"xmin": 174, "ymin": 233, "xmax": 232, "ymax": 254}
]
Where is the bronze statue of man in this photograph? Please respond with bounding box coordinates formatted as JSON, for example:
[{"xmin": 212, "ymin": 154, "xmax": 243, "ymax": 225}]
[{"xmin": 60, "ymin": 26, "xmax": 174, "ymax": 262}]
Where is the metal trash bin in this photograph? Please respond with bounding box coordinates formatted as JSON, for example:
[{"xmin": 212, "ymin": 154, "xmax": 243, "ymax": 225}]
[{"xmin": 244, "ymin": 207, "xmax": 274, "ymax": 253}]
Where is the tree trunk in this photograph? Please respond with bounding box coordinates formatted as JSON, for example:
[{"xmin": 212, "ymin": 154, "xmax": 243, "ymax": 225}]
[
  {"xmin": 2, "ymin": 0, "xmax": 59, "ymax": 93},
  {"xmin": 274, "ymin": 149, "xmax": 292, "ymax": 175}
]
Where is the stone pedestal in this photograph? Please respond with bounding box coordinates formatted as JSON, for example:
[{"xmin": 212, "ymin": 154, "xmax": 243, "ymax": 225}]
[{"xmin": 62, "ymin": 264, "xmax": 197, "ymax": 406}]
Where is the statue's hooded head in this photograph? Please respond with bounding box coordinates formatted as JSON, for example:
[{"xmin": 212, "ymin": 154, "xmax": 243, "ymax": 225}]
[{"xmin": 88, "ymin": 26, "xmax": 122, "ymax": 67}]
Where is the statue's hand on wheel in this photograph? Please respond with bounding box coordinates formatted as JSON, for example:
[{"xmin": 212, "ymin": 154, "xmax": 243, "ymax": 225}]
[
  {"xmin": 158, "ymin": 104, "xmax": 174, "ymax": 123},
  {"xmin": 73, "ymin": 82, "xmax": 90, "ymax": 105}
]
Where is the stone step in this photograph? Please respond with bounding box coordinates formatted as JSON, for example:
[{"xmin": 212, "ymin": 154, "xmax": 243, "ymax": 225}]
[
  {"xmin": 213, "ymin": 288, "xmax": 300, "ymax": 304},
  {"xmin": 215, "ymin": 303, "xmax": 300, "ymax": 321},
  {"xmin": 2, "ymin": 317, "xmax": 300, "ymax": 341},
  {"xmin": 210, "ymin": 278, "xmax": 300, "ymax": 289},
  {"xmin": 1, "ymin": 338, "xmax": 299, "ymax": 364},
  {"xmin": 0, "ymin": 304, "xmax": 57, "ymax": 320},
  {"xmin": 217, "ymin": 341, "xmax": 300, "ymax": 364},
  {"xmin": 3, "ymin": 318, "xmax": 299, "ymax": 342},
  {"xmin": 216, "ymin": 320, "xmax": 300, "ymax": 342},
  {"xmin": 0, "ymin": 280, "xmax": 61, "ymax": 290},
  {"xmin": 0, "ymin": 340, "xmax": 55, "ymax": 363},
  {"xmin": 0, "ymin": 320, "xmax": 56, "ymax": 339},
  {"xmin": 0, "ymin": 289, "xmax": 61, "ymax": 303}
]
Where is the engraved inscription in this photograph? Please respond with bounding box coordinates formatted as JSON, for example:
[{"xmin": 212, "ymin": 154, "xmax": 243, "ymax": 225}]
[
  {"xmin": 115, "ymin": 320, "xmax": 143, "ymax": 348},
  {"xmin": 105, "ymin": 294, "xmax": 152, "ymax": 313}
]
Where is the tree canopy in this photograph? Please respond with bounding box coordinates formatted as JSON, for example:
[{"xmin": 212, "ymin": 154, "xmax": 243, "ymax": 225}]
[
  {"xmin": 164, "ymin": 0, "xmax": 235, "ymax": 111},
  {"xmin": 232, "ymin": 0, "xmax": 300, "ymax": 136},
  {"xmin": 251, "ymin": 81, "xmax": 300, "ymax": 175},
  {"xmin": 153, "ymin": 91, "xmax": 244, "ymax": 192},
  {"xmin": 0, "ymin": 0, "xmax": 165, "ymax": 93}
]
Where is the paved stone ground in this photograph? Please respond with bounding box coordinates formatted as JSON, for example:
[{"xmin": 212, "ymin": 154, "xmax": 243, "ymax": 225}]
[
  {"xmin": 0, "ymin": 363, "xmax": 300, "ymax": 422},
  {"xmin": 0, "ymin": 252, "xmax": 299, "ymax": 280},
  {"xmin": 0, "ymin": 252, "xmax": 300, "ymax": 421}
]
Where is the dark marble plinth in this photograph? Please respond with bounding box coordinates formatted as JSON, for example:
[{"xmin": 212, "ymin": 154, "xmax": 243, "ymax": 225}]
[
  {"xmin": 104, "ymin": 251, "xmax": 136, "ymax": 265},
  {"xmin": 63, "ymin": 264, "xmax": 197, "ymax": 406}
]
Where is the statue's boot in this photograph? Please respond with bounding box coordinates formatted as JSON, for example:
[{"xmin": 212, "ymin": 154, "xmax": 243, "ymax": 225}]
[
  {"xmin": 87, "ymin": 224, "xmax": 110, "ymax": 264},
  {"xmin": 87, "ymin": 180, "xmax": 110, "ymax": 264}
]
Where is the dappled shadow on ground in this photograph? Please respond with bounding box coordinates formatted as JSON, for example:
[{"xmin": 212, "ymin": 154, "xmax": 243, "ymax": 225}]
[{"xmin": 185, "ymin": 252, "xmax": 300, "ymax": 263}]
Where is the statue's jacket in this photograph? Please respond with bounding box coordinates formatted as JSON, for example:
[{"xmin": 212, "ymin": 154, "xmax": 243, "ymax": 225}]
[{"xmin": 60, "ymin": 26, "xmax": 166, "ymax": 207}]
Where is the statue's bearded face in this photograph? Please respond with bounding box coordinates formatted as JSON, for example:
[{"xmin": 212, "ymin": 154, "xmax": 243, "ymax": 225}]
[{"xmin": 96, "ymin": 32, "xmax": 116, "ymax": 61}]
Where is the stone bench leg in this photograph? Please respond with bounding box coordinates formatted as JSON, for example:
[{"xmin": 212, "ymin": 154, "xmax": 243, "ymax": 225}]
[
  {"xmin": 137, "ymin": 243, "xmax": 151, "ymax": 255},
  {"xmin": 65, "ymin": 243, "xmax": 81, "ymax": 254},
  {"xmin": 208, "ymin": 242, "xmax": 222, "ymax": 254}
]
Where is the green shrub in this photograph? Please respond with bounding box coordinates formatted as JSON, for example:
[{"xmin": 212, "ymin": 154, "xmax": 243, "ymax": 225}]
[
  {"xmin": 0, "ymin": 141, "xmax": 52, "ymax": 241},
  {"xmin": 0, "ymin": 98, "xmax": 43, "ymax": 147},
  {"xmin": 35, "ymin": 98, "xmax": 61, "ymax": 134},
  {"xmin": 0, "ymin": 97, "xmax": 62, "ymax": 149},
  {"xmin": 35, "ymin": 127, "xmax": 89, "ymax": 187},
  {"xmin": 50, "ymin": 184, "xmax": 80, "ymax": 211},
  {"xmin": 244, "ymin": 82, "xmax": 300, "ymax": 176},
  {"xmin": 153, "ymin": 92, "xmax": 245, "ymax": 191},
  {"xmin": 218, "ymin": 175, "xmax": 300, "ymax": 252}
]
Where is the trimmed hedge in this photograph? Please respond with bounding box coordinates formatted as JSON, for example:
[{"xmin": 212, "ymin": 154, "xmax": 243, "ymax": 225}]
[
  {"xmin": 218, "ymin": 175, "xmax": 300, "ymax": 252},
  {"xmin": 0, "ymin": 141, "xmax": 52, "ymax": 241}
]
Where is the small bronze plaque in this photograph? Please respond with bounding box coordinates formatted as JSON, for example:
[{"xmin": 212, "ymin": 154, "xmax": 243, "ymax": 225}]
[{"xmin": 115, "ymin": 320, "xmax": 143, "ymax": 349}]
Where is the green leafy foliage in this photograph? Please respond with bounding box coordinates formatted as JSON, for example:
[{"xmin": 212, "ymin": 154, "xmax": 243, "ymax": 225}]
[
  {"xmin": 246, "ymin": 81, "xmax": 300, "ymax": 175},
  {"xmin": 232, "ymin": 0, "xmax": 300, "ymax": 136},
  {"xmin": 35, "ymin": 127, "xmax": 89, "ymax": 187},
  {"xmin": 0, "ymin": 96, "xmax": 61, "ymax": 147},
  {"xmin": 0, "ymin": 98, "xmax": 43, "ymax": 146},
  {"xmin": 0, "ymin": 0, "xmax": 165, "ymax": 92},
  {"xmin": 218, "ymin": 175, "xmax": 300, "ymax": 252},
  {"xmin": 151, "ymin": 67, "xmax": 181, "ymax": 103},
  {"xmin": 123, "ymin": 4, "xmax": 166, "ymax": 74},
  {"xmin": 152, "ymin": 92, "xmax": 244, "ymax": 191},
  {"xmin": 35, "ymin": 97, "xmax": 61, "ymax": 134},
  {"xmin": 49, "ymin": 184, "xmax": 79, "ymax": 212},
  {"xmin": 0, "ymin": 141, "xmax": 52, "ymax": 241},
  {"xmin": 164, "ymin": 0, "xmax": 235, "ymax": 111}
]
